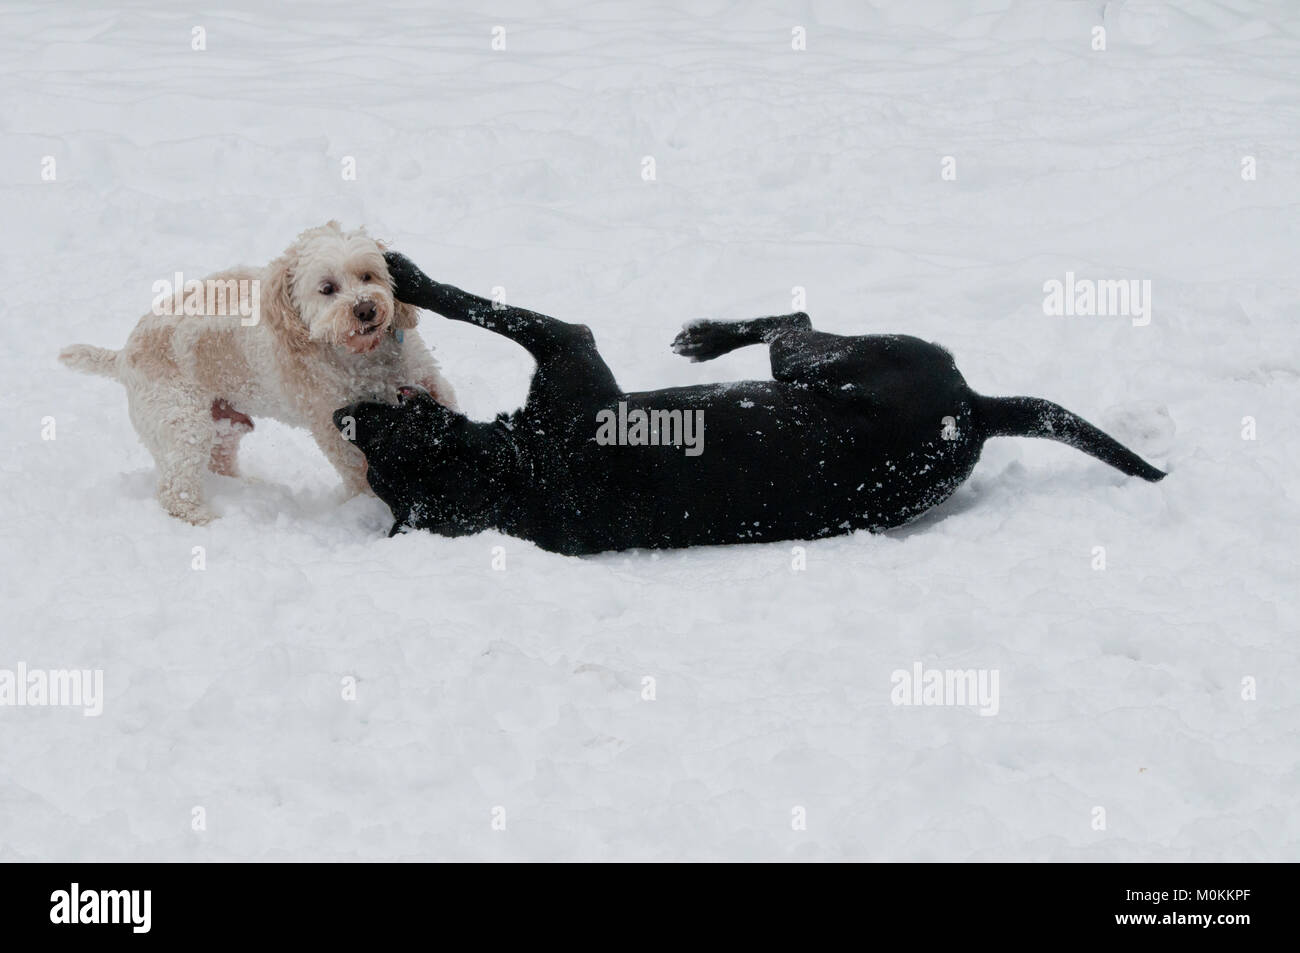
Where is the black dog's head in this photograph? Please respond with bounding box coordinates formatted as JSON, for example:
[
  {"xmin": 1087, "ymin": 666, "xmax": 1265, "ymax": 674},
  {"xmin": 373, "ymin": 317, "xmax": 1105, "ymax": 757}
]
[{"xmin": 334, "ymin": 387, "xmax": 515, "ymax": 538}]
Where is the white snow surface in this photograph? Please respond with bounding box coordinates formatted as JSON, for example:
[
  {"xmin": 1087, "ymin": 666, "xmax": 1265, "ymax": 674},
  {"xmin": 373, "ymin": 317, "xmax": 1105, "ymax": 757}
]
[{"xmin": 2, "ymin": 0, "xmax": 1298, "ymax": 860}]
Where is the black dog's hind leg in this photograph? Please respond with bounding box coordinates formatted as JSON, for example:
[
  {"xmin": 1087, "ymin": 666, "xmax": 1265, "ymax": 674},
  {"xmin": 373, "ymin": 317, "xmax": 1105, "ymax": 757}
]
[
  {"xmin": 671, "ymin": 312, "xmax": 811, "ymax": 363},
  {"xmin": 385, "ymin": 251, "xmax": 618, "ymax": 397},
  {"xmin": 676, "ymin": 310, "xmax": 962, "ymax": 403},
  {"xmin": 671, "ymin": 311, "xmax": 873, "ymax": 394}
]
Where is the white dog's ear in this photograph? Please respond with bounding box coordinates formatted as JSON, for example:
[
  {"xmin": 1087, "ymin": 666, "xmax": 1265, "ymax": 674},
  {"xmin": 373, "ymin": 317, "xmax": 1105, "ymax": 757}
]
[
  {"xmin": 392, "ymin": 298, "xmax": 420, "ymax": 330},
  {"xmin": 261, "ymin": 252, "xmax": 311, "ymax": 352}
]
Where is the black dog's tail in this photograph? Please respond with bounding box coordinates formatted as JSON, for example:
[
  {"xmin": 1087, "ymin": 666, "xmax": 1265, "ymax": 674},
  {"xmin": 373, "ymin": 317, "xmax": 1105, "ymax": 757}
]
[{"xmin": 975, "ymin": 395, "xmax": 1166, "ymax": 482}]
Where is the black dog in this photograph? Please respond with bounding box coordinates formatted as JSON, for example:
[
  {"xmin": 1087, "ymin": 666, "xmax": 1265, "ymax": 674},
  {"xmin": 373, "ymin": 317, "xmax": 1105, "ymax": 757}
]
[{"xmin": 335, "ymin": 253, "xmax": 1165, "ymax": 555}]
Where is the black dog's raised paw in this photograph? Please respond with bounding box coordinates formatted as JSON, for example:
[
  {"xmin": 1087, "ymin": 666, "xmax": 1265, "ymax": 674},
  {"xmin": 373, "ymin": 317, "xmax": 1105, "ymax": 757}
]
[{"xmin": 383, "ymin": 250, "xmax": 436, "ymax": 306}]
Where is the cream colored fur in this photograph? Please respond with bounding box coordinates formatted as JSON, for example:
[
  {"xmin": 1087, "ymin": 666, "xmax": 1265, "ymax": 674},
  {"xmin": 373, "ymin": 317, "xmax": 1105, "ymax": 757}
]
[{"xmin": 59, "ymin": 222, "xmax": 456, "ymax": 524}]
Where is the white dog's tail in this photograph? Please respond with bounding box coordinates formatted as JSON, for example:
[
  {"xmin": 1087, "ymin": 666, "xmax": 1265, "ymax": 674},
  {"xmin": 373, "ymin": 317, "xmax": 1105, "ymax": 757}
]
[{"xmin": 59, "ymin": 344, "xmax": 121, "ymax": 379}]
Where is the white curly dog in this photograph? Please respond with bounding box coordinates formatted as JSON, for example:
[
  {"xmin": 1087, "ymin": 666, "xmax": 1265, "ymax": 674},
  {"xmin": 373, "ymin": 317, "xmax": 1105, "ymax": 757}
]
[{"xmin": 60, "ymin": 222, "xmax": 456, "ymax": 524}]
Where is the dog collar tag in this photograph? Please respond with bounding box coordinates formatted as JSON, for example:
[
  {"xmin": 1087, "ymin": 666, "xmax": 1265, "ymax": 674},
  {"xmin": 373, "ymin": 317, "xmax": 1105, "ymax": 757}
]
[{"xmin": 394, "ymin": 329, "xmax": 404, "ymax": 344}]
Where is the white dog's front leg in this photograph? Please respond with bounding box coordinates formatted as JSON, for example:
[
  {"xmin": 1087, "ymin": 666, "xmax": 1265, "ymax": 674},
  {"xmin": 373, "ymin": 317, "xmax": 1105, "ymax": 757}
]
[
  {"xmin": 419, "ymin": 372, "xmax": 458, "ymax": 411},
  {"xmin": 396, "ymin": 328, "xmax": 458, "ymax": 410},
  {"xmin": 312, "ymin": 414, "xmax": 371, "ymax": 496}
]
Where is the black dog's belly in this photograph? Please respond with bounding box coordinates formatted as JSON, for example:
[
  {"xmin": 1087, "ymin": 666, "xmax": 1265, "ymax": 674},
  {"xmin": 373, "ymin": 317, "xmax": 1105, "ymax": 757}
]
[{"xmin": 528, "ymin": 381, "xmax": 983, "ymax": 553}]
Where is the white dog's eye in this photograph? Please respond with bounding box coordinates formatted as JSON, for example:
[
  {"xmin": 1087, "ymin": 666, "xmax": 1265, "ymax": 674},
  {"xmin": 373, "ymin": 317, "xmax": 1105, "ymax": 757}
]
[
  {"xmin": 361, "ymin": 273, "xmax": 373, "ymax": 282},
  {"xmin": 320, "ymin": 282, "xmax": 336, "ymax": 296}
]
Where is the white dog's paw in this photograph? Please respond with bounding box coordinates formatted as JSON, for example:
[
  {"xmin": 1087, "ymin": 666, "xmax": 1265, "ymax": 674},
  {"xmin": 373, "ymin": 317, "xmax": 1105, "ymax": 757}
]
[
  {"xmin": 160, "ymin": 492, "xmax": 215, "ymax": 525},
  {"xmin": 337, "ymin": 477, "xmax": 372, "ymax": 500}
]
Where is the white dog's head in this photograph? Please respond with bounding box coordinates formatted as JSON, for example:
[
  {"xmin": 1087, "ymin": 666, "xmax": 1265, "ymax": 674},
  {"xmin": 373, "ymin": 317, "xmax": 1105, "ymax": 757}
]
[{"xmin": 262, "ymin": 221, "xmax": 418, "ymax": 355}]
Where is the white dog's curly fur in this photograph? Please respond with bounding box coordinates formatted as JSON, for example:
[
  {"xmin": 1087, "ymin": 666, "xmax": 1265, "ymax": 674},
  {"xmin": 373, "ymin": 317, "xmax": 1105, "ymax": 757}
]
[{"xmin": 60, "ymin": 222, "xmax": 456, "ymax": 524}]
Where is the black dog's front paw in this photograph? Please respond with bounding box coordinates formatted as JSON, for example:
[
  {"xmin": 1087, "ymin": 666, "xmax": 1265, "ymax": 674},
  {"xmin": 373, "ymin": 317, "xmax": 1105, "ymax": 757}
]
[{"xmin": 383, "ymin": 250, "xmax": 437, "ymax": 307}]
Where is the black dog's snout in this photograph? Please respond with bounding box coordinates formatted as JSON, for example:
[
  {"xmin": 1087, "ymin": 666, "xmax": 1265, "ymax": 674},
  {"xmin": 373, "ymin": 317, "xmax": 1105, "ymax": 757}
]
[
  {"xmin": 334, "ymin": 401, "xmax": 400, "ymax": 454},
  {"xmin": 332, "ymin": 406, "xmax": 356, "ymax": 432},
  {"xmin": 353, "ymin": 299, "xmax": 378, "ymax": 324}
]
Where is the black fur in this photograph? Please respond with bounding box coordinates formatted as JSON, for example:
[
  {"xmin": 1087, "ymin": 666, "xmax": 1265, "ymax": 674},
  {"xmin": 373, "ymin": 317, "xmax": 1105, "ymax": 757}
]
[{"xmin": 335, "ymin": 252, "xmax": 1165, "ymax": 555}]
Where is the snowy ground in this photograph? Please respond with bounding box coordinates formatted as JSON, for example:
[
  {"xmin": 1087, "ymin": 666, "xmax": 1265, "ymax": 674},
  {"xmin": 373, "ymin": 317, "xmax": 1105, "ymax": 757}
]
[{"xmin": 2, "ymin": 0, "xmax": 1297, "ymax": 860}]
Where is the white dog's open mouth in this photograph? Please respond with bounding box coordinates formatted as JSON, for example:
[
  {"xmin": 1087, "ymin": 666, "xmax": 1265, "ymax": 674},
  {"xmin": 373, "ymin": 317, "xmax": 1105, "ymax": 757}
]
[{"xmin": 344, "ymin": 323, "xmax": 387, "ymax": 353}]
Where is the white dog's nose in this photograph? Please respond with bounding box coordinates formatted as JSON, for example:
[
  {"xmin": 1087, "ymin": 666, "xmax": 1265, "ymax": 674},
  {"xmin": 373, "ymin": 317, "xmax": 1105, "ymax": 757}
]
[{"xmin": 353, "ymin": 299, "xmax": 378, "ymax": 324}]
